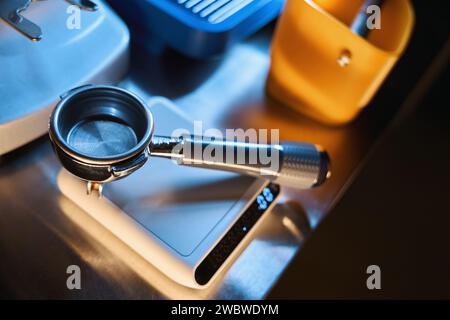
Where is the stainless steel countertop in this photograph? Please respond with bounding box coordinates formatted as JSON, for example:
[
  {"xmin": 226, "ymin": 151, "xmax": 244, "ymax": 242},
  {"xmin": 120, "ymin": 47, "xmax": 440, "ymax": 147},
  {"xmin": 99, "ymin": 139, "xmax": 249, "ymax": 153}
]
[{"xmin": 0, "ymin": 26, "xmax": 402, "ymax": 299}]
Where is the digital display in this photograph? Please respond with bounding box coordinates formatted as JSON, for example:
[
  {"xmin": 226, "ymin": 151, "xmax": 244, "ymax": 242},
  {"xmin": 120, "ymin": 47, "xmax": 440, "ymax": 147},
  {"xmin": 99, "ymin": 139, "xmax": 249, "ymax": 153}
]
[
  {"xmin": 257, "ymin": 187, "xmax": 276, "ymax": 211},
  {"xmin": 195, "ymin": 183, "xmax": 280, "ymax": 285}
]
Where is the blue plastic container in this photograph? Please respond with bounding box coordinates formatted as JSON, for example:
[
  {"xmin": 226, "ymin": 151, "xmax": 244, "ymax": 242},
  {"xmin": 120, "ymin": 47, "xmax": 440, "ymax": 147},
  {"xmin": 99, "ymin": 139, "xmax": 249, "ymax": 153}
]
[{"xmin": 108, "ymin": 0, "xmax": 284, "ymax": 58}]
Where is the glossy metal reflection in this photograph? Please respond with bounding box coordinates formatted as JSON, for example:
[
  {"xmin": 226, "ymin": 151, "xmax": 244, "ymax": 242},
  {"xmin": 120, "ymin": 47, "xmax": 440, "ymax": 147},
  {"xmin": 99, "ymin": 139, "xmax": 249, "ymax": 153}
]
[
  {"xmin": 0, "ymin": 0, "xmax": 98, "ymax": 41},
  {"xmin": 49, "ymin": 86, "xmax": 330, "ymax": 195}
]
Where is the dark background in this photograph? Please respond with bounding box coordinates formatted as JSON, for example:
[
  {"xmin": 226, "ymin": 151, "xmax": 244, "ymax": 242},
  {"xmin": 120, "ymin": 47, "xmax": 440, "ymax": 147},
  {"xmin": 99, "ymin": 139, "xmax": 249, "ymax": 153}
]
[{"xmin": 269, "ymin": 1, "xmax": 450, "ymax": 298}]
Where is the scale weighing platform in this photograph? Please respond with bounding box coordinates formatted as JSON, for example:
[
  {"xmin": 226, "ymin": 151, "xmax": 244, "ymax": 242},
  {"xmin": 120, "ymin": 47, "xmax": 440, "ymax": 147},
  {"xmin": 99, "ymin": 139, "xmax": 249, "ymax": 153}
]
[{"xmin": 58, "ymin": 97, "xmax": 281, "ymax": 289}]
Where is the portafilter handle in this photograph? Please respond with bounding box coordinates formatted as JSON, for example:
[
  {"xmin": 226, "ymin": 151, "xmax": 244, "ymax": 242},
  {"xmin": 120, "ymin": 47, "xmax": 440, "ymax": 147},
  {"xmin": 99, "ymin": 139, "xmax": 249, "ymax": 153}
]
[{"xmin": 149, "ymin": 135, "xmax": 331, "ymax": 189}]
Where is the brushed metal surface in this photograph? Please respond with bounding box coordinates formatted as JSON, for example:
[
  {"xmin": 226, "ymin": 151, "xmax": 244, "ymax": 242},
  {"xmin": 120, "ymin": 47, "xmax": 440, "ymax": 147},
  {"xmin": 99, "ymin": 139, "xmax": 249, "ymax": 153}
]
[{"xmin": 0, "ymin": 26, "xmax": 394, "ymax": 299}]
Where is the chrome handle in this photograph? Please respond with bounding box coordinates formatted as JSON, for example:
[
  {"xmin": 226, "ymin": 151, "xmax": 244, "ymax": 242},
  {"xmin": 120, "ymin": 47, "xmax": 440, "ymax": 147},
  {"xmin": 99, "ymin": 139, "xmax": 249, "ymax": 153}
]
[{"xmin": 150, "ymin": 136, "xmax": 330, "ymax": 189}]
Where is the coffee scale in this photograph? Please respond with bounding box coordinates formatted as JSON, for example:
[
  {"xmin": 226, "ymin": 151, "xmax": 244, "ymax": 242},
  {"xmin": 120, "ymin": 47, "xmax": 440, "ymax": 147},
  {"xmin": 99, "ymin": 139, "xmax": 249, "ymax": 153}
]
[
  {"xmin": 0, "ymin": 0, "xmax": 129, "ymax": 155},
  {"xmin": 57, "ymin": 96, "xmax": 285, "ymax": 289}
]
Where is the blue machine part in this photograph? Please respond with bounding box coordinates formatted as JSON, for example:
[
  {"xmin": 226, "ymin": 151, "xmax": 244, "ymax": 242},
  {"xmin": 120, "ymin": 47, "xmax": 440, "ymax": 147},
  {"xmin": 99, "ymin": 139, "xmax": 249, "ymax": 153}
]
[{"xmin": 108, "ymin": 0, "xmax": 284, "ymax": 58}]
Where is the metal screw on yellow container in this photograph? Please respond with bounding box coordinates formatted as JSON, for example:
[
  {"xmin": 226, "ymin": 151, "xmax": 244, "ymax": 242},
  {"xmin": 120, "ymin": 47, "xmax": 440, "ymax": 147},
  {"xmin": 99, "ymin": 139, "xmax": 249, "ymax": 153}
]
[{"xmin": 338, "ymin": 50, "xmax": 352, "ymax": 67}]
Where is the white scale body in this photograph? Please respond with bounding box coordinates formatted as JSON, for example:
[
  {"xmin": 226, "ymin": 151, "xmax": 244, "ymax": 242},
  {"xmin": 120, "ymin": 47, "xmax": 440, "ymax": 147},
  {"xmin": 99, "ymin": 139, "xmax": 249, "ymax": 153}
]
[{"xmin": 58, "ymin": 97, "xmax": 280, "ymax": 288}]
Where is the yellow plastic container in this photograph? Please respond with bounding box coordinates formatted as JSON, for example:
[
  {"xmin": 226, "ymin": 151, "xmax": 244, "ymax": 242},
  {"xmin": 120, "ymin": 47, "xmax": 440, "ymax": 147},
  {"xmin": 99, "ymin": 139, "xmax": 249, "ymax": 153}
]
[{"xmin": 267, "ymin": 0, "xmax": 415, "ymax": 125}]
